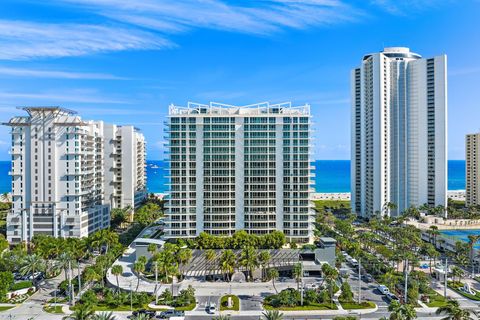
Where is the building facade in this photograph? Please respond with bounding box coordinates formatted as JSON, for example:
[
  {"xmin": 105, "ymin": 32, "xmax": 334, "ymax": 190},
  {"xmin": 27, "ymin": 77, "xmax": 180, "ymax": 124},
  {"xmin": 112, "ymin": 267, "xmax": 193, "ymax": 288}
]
[
  {"xmin": 4, "ymin": 107, "xmax": 147, "ymax": 244},
  {"xmin": 466, "ymin": 133, "xmax": 480, "ymax": 207},
  {"xmin": 104, "ymin": 125, "xmax": 147, "ymax": 210},
  {"xmin": 165, "ymin": 102, "xmax": 314, "ymax": 243},
  {"xmin": 351, "ymin": 47, "xmax": 447, "ymax": 218}
]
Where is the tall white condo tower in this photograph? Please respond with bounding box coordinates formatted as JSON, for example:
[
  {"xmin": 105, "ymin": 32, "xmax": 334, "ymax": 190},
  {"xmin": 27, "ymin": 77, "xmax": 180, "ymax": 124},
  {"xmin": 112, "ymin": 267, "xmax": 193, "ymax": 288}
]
[{"xmin": 351, "ymin": 47, "xmax": 447, "ymax": 217}]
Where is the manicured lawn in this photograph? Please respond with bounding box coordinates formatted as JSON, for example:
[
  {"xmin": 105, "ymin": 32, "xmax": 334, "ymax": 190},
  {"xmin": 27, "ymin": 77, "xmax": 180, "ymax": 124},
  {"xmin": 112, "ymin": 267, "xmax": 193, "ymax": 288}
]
[
  {"xmin": 264, "ymin": 303, "xmax": 338, "ymax": 311},
  {"xmin": 43, "ymin": 305, "xmax": 64, "ymax": 314},
  {"xmin": 220, "ymin": 295, "xmax": 240, "ymax": 311},
  {"xmin": 424, "ymin": 289, "xmax": 448, "ymax": 307},
  {"xmin": 72, "ymin": 303, "xmax": 165, "ymax": 312},
  {"xmin": 448, "ymin": 281, "xmax": 480, "ymax": 301},
  {"xmin": 175, "ymin": 302, "xmax": 196, "ymax": 311},
  {"xmin": 0, "ymin": 306, "xmax": 14, "ymax": 312},
  {"xmin": 340, "ymin": 301, "xmax": 375, "ymax": 310}
]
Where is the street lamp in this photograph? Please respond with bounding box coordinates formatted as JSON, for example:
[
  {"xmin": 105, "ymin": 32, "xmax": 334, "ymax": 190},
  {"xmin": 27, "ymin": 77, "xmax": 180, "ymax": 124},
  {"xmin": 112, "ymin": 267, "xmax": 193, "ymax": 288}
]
[{"xmin": 130, "ymin": 281, "xmax": 133, "ymax": 311}]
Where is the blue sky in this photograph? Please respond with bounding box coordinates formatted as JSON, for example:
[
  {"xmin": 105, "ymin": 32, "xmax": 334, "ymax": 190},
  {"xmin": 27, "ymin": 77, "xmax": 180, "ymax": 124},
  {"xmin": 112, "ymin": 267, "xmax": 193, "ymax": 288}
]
[{"xmin": 0, "ymin": 0, "xmax": 479, "ymax": 160}]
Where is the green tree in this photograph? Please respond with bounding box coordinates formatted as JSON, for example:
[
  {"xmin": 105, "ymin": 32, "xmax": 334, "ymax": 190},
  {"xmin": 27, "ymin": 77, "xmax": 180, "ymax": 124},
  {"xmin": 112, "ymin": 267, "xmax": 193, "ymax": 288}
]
[
  {"xmin": 20, "ymin": 254, "xmax": 45, "ymax": 285},
  {"xmin": 0, "ymin": 271, "xmax": 14, "ymax": 301},
  {"xmin": 240, "ymin": 246, "xmax": 259, "ymax": 281},
  {"xmin": 467, "ymin": 235, "xmax": 480, "ymax": 277},
  {"xmin": 147, "ymin": 243, "xmax": 157, "ymax": 256},
  {"xmin": 133, "ymin": 261, "xmax": 145, "ymax": 292},
  {"xmin": 219, "ymin": 249, "xmax": 236, "ymax": 282},
  {"xmin": 266, "ymin": 268, "xmax": 279, "ymax": 293},
  {"xmin": 205, "ymin": 249, "xmax": 216, "ymax": 277},
  {"xmin": 292, "ymin": 262, "xmax": 302, "ymax": 290},
  {"xmin": 177, "ymin": 248, "xmax": 192, "ymax": 280},
  {"xmin": 258, "ymin": 251, "xmax": 271, "ymax": 281},
  {"xmin": 339, "ymin": 281, "xmax": 353, "ymax": 303},
  {"xmin": 64, "ymin": 303, "xmax": 95, "ymax": 320},
  {"xmin": 388, "ymin": 300, "xmax": 416, "ymax": 320},
  {"xmin": 436, "ymin": 299, "xmax": 477, "ymax": 320},
  {"xmin": 111, "ymin": 265, "xmax": 123, "ymax": 293}
]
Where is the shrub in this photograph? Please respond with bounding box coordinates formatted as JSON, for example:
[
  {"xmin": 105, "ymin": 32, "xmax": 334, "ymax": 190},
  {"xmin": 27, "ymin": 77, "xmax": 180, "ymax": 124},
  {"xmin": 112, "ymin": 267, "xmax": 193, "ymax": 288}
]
[
  {"xmin": 339, "ymin": 282, "xmax": 354, "ymax": 302},
  {"xmin": 11, "ymin": 280, "xmax": 33, "ymax": 291}
]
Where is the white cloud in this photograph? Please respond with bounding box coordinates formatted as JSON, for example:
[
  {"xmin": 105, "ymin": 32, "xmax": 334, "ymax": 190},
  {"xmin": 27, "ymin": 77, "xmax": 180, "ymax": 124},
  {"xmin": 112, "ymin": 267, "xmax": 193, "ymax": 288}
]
[
  {"xmin": 0, "ymin": 1, "xmax": 364, "ymax": 60},
  {"xmin": 369, "ymin": 0, "xmax": 449, "ymax": 14},
  {"xmin": 0, "ymin": 67, "xmax": 126, "ymax": 80},
  {"xmin": 0, "ymin": 90, "xmax": 131, "ymax": 104},
  {"xmin": 58, "ymin": 0, "xmax": 361, "ymax": 35},
  {"xmin": 0, "ymin": 20, "xmax": 171, "ymax": 60}
]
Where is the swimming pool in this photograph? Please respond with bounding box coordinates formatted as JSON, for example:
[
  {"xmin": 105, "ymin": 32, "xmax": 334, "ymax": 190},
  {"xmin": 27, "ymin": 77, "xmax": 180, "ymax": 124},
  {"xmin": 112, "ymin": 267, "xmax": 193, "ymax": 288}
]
[{"xmin": 439, "ymin": 229, "xmax": 480, "ymax": 248}]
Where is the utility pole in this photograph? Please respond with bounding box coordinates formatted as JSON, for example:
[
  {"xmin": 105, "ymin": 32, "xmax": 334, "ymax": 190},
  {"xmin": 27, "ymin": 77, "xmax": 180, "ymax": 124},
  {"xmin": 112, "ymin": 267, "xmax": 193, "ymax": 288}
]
[
  {"xmin": 358, "ymin": 259, "xmax": 361, "ymax": 304},
  {"xmin": 404, "ymin": 259, "xmax": 408, "ymax": 304},
  {"xmin": 68, "ymin": 261, "xmax": 75, "ymax": 306},
  {"xmin": 155, "ymin": 261, "xmax": 158, "ymax": 305},
  {"xmin": 444, "ymin": 257, "xmax": 448, "ymax": 298},
  {"xmin": 300, "ymin": 262, "xmax": 304, "ymax": 306},
  {"xmin": 130, "ymin": 281, "xmax": 133, "ymax": 311}
]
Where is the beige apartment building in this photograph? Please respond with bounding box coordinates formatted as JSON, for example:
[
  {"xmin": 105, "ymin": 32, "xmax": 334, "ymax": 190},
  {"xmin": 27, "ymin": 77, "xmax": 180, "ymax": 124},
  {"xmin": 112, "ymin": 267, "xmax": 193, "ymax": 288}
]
[{"xmin": 466, "ymin": 133, "xmax": 480, "ymax": 206}]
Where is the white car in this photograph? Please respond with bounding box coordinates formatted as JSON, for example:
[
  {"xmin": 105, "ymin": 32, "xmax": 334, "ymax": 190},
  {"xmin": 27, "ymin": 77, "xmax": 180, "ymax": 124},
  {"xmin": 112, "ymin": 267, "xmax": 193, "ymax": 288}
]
[
  {"xmin": 377, "ymin": 285, "xmax": 390, "ymax": 295},
  {"xmin": 206, "ymin": 303, "xmax": 216, "ymax": 314}
]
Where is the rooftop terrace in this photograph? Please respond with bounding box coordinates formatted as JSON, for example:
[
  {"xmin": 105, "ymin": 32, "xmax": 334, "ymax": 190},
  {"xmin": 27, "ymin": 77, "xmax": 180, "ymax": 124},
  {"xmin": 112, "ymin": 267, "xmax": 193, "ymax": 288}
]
[{"xmin": 169, "ymin": 101, "xmax": 310, "ymax": 116}]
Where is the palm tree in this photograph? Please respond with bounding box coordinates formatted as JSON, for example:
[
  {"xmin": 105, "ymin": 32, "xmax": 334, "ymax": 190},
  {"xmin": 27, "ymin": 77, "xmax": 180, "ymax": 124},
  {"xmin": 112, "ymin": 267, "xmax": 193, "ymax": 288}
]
[
  {"xmin": 467, "ymin": 235, "xmax": 480, "ymax": 277},
  {"xmin": 92, "ymin": 312, "xmax": 116, "ymax": 320},
  {"xmin": 219, "ymin": 249, "xmax": 236, "ymax": 282},
  {"xmin": 20, "ymin": 254, "xmax": 45, "ymax": 286},
  {"xmin": 57, "ymin": 252, "xmax": 76, "ymax": 283},
  {"xmin": 451, "ymin": 266, "xmax": 465, "ymax": 283},
  {"xmin": 133, "ymin": 261, "xmax": 145, "ymax": 292},
  {"xmin": 240, "ymin": 246, "xmax": 259, "ymax": 281},
  {"xmin": 292, "ymin": 262, "xmax": 302, "ymax": 290},
  {"xmin": 436, "ymin": 299, "xmax": 477, "ymax": 320},
  {"xmin": 266, "ymin": 268, "xmax": 279, "ymax": 293},
  {"xmin": 388, "ymin": 300, "xmax": 416, "ymax": 320},
  {"xmin": 147, "ymin": 243, "xmax": 157, "ymax": 257},
  {"xmin": 177, "ymin": 248, "xmax": 192, "ymax": 280},
  {"xmin": 63, "ymin": 303, "xmax": 95, "ymax": 320},
  {"xmin": 262, "ymin": 310, "xmax": 284, "ymax": 320},
  {"xmin": 258, "ymin": 250, "xmax": 271, "ymax": 281},
  {"xmin": 205, "ymin": 249, "xmax": 216, "ymax": 277},
  {"xmin": 111, "ymin": 265, "xmax": 123, "ymax": 292},
  {"xmin": 429, "ymin": 226, "xmax": 440, "ymax": 247}
]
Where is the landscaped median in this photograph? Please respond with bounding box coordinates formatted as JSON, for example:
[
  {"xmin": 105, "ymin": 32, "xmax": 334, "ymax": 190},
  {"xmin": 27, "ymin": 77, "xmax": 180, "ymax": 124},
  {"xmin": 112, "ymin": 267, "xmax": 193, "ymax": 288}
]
[
  {"xmin": 220, "ymin": 295, "xmax": 240, "ymax": 312},
  {"xmin": 263, "ymin": 288, "xmax": 338, "ymax": 311},
  {"xmin": 43, "ymin": 304, "xmax": 64, "ymax": 314},
  {"xmin": 423, "ymin": 288, "xmax": 448, "ymax": 307},
  {"xmin": 448, "ymin": 281, "xmax": 480, "ymax": 301},
  {"xmin": 339, "ymin": 301, "xmax": 376, "ymax": 310},
  {"xmin": 0, "ymin": 306, "xmax": 15, "ymax": 312}
]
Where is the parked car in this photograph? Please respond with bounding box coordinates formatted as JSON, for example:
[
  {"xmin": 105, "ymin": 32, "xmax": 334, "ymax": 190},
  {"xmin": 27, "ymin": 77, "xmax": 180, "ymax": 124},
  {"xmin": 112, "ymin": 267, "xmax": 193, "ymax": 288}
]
[
  {"xmin": 132, "ymin": 309, "xmax": 156, "ymax": 318},
  {"xmin": 386, "ymin": 292, "xmax": 400, "ymax": 302},
  {"xmin": 206, "ymin": 302, "xmax": 216, "ymax": 314},
  {"xmin": 350, "ymin": 259, "xmax": 359, "ymax": 268},
  {"xmin": 362, "ymin": 274, "xmax": 374, "ymax": 283},
  {"xmin": 377, "ymin": 285, "xmax": 390, "ymax": 295},
  {"xmin": 157, "ymin": 310, "xmax": 183, "ymax": 319}
]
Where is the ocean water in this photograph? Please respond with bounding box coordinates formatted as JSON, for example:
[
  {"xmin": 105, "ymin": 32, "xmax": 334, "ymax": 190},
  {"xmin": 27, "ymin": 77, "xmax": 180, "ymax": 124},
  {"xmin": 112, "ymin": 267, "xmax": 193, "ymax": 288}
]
[{"xmin": 0, "ymin": 160, "xmax": 466, "ymax": 194}]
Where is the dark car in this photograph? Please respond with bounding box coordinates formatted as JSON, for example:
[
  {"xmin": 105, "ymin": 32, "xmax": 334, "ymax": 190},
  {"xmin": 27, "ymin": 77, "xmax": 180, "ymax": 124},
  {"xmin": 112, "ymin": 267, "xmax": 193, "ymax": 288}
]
[
  {"xmin": 362, "ymin": 274, "xmax": 374, "ymax": 283},
  {"xmin": 132, "ymin": 309, "xmax": 156, "ymax": 318},
  {"xmin": 157, "ymin": 310, "xmax": 184, "ymax": 319},
  {"xmin": 386, "ymin": 292, "xmax": 400, "ymax": 302}
]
